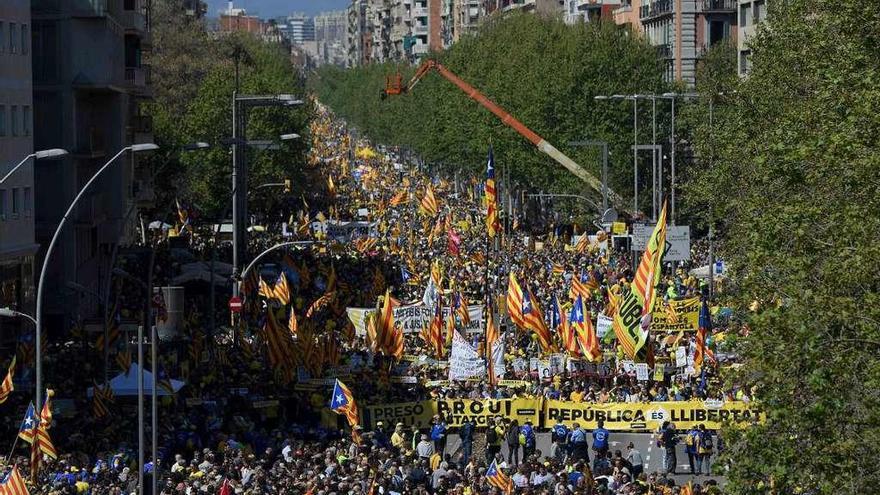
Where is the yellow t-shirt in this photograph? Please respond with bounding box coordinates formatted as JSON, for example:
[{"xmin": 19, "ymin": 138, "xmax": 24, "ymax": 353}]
[
  {"xmin": 391, "ymin": 432, "xmax": 406, "ymax": 449},
  {"xmin": 570, "ymin": 391, "xmax": 585, "ymax": 402}
]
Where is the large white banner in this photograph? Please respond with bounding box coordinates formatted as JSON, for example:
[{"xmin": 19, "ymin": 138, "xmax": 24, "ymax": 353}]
[
  {"xmin": 311, "ymin": 220, "xmax": 378, "ymax": 242},
  {"xmin": 348, "ymin": 304, "xmax": 485, "ymax": 336},
  {"xmin": 448, "ymin": 330, "xmax": 485, "ymax": 381},
  {"xmin": 596, "ymin": 314, "xmax": 613, "ymax": 339}
]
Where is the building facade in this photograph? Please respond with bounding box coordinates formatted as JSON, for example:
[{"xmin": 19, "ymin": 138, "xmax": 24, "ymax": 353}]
[
  {"xmin": 314, "ymin": 10, "xmax": 347, "ymax": 66},
  {"xmin": 0, "ymin": 0, "xmax": 37, "ymax": 339},
  {"xmin": 31, "ymin": 0, "xmax": 154, "ymax": 329},
  {"xmin": 736, "ymin": 0, "xmax": 764, "ymax": 75},
  {"xmin": 280, "ymin": 13, "xmax": 316, "ymax": 45},
  {"xmin": 624, "ymin": 0, "xmax": 736, "ymax": 85}
]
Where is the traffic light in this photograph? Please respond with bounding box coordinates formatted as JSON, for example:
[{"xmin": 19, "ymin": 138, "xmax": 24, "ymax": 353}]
[{"xmin": 284, "ymin": 179, "xmax": 292, "ymax": 193}]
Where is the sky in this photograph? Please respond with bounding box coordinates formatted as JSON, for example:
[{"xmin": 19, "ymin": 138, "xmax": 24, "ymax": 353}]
[{"xmin": 206, "ymin": 0, "xmax": 350, "ymax": 18}]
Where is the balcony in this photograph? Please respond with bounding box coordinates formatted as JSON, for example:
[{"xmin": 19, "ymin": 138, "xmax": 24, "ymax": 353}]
[
  {"xmin": 119, "ymin": 8, "xmax": 147, "ymax": 33},
  {"xmin": 71, "ymin": 0, "xmax": 122, "ymax": 18},
  {"xmin": 413, "ymin": 6, "xmax": 429, "ymax": 17},
  {"xmin": 640, "ymin": 0, "xmax": 674, "ymax": 20},
  {"xmin": 76, "ymin": 127, "xmax": 107, "ymax": 157},
  {"xmin": 124, "ymin": 65, "xmax": 152, "ymax": 90},
  {"xmin": 654, "ymin": 43, "xmax": 672, "ymax": 59},
  {"xmin": 413, "ymin": 24, "xmax": 428, "ymax": 35},
  {"xmin": 701, "ymin": 0, "xmax": 736, "ymax": 11}
]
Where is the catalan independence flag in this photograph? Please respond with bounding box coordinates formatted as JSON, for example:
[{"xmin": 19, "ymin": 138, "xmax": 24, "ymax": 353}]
[
  {"xmin": 0, "ymin": 356, "xmax": 15, "ymax": 404},
  {"xmin": 485, "ymin": 147, "xmax": 500, "ymax": 237},
  {"xmin": 485, "ymin": 300, "xmax": 500, "ymax": 386},
  {"xmin": 571, "ymin": 295, "xmax": 601, "ymax": 362},
  {"xmin": 552, "ymin": 295, "xmax": 578, "ymax": 357},
  {"xmin": 486, "ymin": 460, "xmax": 514, "ymax": 494},
  {"xmin": 329, "ymin": 378, "xmax": 360, "ymax": 441},
  {"xmin": 693, "ymin": 300, "xmax": 716, "ymax": 374},
  {"xmin": 419, "ymin": 184, "xmax": 439, "ymax": 217},
  {"xmin": 17, "ymin": 403, "xmax": 38, "ymax": 445},
  {"xmin": 507, "ymin": 273, "xmax": 553, "ymax": 352},
  {"xmin": 612, "ymin": 202, "xmax": 668, "ymax": 360},
  {"xmin": 0, "ymin": 465, "xmax": 28, "ymax": 495}
]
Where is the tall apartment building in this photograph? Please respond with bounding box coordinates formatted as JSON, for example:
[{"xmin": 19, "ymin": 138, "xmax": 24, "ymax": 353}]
[
  {"xmin": 31, "ymin": 0, "xmax": 154, "ymax": 329},
  {"xmin": 346, "ymin": 0, "xmax": 368, "ymax": 66},
  {"xmin": 367, "ymin": 0, "xmax": 393, "ymax": 63},
  {"xmin": 452, "ymin": 0, "xmax": 483, "ymax": 41},
  {"xmin": 281, "ymin": 13, "xmax": 316, "ymax": 45},
  {"xmin": 314, "ymin": 10, "xmax": 347, "ymax": 66},
  {"xmin": 615, "ymin": 0, "xmax": 736, "ymax": 85},
  {"xmin": 563, "ymin": 0, "xmax": 621, "ymax": 24},
  {"xmin": 0, "ymin": 0, "xmax": 37, "ymax": 339},
  {"xmin": 736, "ymin": 0, "xmax": 765, "ymax": 75}
]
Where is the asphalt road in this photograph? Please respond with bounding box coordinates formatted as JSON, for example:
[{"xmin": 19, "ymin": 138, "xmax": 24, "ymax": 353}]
[{"xmin": 441, "ymin": 432, "xmax": 725, "ymax": 487}]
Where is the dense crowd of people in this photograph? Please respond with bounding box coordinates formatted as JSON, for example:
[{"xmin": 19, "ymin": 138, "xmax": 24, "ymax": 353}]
[{"xmin": 0, "ymin": 106, "xmax": 747, "ymax": 494}]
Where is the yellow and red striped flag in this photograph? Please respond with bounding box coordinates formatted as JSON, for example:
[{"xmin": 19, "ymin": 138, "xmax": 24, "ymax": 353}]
[
  {"xmin": 419, "ymin": 184, "xmax": 439, "ymax": 217},
  {"xmin": 612, "ymin": 202, "xmax": 668, "ymax": 360},
  {"xmin": 571, "ymin": 296, "xmax": 601, "ymax": 362},
  {"xmin": 0, "ymin": 356, "xmax": 15, "ymax": 404},
  {"xmin": 485, "ymin": 301, "xmax": 500, "ymax": 387},
  {"xmin": 0, "ymin": 465, "xmax": 28, "ymax": 495},
  {"xmin": 693, "ymin": 301, "xmax": 716, "ymax": 375},
  {"xmin": 485, "ymin": 147, "xmax": 500, "ymax": 237},
  {"xmin": 389, "ymin": 190, "xmax": 408, "ymax": 207},
  {"xmin": 507, "ymin": 273, "xmax": 553, "ymax": 352},
  {"xmin": 272, "ymin": 273, "xmax": 291, "ymax": 305}
]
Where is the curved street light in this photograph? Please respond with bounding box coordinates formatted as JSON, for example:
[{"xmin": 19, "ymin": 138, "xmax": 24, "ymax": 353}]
[
  {"xmin": 0, "ymin": 148, "xmax": 68, "ymax": 184},
  {"xmin": 34, "ymin": 143, "xmax": 158, "ymax": 415}
]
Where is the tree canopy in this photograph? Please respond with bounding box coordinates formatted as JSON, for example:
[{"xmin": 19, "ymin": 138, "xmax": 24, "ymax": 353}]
[
  {"xmin": 686, "ymin": 0, "xmax": 880, "ymax": 492},
  {"xmin": 311, "ymin": 15, "xmax": 669, "ymax": 220}
]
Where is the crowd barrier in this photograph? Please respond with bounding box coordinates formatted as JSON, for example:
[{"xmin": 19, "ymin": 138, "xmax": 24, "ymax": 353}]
[{"xmin": 362, "ymin": 398, "xmax": 761, "ymax": 431}]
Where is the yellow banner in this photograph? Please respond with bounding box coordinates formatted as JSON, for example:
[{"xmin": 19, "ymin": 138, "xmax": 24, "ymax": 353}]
[
  {"xmin": 543, "ymin": 399, "xmax": 762, "ymax": 431},
  {"xmin": 651, "ymin": 296, "xmax": 701, "ymax": 332},
  {"xmin": 363, "ymin": 398, "xmax": 541, "ymax": 429}
]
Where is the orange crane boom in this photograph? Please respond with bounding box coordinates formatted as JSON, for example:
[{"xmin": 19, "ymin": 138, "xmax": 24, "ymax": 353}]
[{"xmin": 385, "ymin": 59, "xmax": 626, "ymax": 213}]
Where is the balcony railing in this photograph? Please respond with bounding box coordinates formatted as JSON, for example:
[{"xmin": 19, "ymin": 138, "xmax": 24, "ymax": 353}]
[
  {"xmin": 124, "ymin": 65, "xmax": 152, "ymax": 88},
  {"xmin": 119, "ymin": 8, "xmax": 147, "ymax": 32},
  {"xmin": 655, "ymin": 43, "xmax": 672, "ymax": 59},
  {"xmin": 640, "ymin": 0, "xmax": 673, "ymax": 20},
  {"xmin": 701, "ymin": 0, "xmax": 736, "ymax": 11}
]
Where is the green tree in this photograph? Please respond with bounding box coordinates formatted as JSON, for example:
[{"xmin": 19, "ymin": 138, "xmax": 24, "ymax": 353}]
[
  {"xmin": 179, "ymin": 34, "xmax": 313, "ymax": 218},
  {"xmin": 687, "ymin": 0, "xmax": 880, "ymax": 492}
]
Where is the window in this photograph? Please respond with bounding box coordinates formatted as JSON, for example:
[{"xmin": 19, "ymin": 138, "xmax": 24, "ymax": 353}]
[
  {"xmin": 753, "ymin": 0, "xmax": 765, "ymax": 22},
  {"xmin": 0, "ymin": 190, "xmax": 6, "ymax": 218},
  {"xmin": 739, "ymin": 3, "xmax": 750, "ymax": 27},
  {"xmin": 0, "ymin": 22, "xmax": 5, "ymax": 53},
  {"xmin": 9, "ymin": 22, "xmax": 16, "ymax": 54},
  {"xmin": 0, "ymin": 106, "xmax": 5, "ymax": 137},
  {"xmin": 9, "ymin": 106, "xmax": 17, "ymax": 137},
  {"xmin": 11, "ymin": 188, "xmax": 19, "ymax": 215},
  {"xmin": 22, "ymin": 106, "xmax": 30, "ymax": 136},
  {"xmin": 23, "ymin": 187, "xmax": 31, "ymax": 215},
  {"xmin": 20, "ymin": 24, "xmax": 27, "ymax": 55},
  {"xmin": 739, "ymin": 49, "xmax": 751, "ymax": 75}
]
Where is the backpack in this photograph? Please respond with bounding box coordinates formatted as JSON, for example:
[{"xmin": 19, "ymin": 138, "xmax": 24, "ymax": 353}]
[
  {"xmin": 701, "ymin": 435, "xmax": 714, "ymax": 451},
  {"xmin": 486, "ymin": 427, "xmax": 498, "ymax": 444}
]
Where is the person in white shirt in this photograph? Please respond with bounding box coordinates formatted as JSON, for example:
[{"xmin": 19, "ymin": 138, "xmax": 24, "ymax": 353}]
[
  {"xmin": 529, "ymin": 464, "xmax": 555, "ymax": 487},
  {"xmin": 511, "ymin": 465, "xmax": 530, "ymax": 488}
]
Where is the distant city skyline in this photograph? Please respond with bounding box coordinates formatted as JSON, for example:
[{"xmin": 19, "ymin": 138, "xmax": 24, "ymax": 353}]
[{"xmin": 206, "ymin": 0, "xmax": 350, "ymax": 18}]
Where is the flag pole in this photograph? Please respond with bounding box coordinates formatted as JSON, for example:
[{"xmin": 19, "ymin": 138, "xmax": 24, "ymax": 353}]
[{"xmin": 7, "ymin": 436, "xmax": 18, "ymax": 464}]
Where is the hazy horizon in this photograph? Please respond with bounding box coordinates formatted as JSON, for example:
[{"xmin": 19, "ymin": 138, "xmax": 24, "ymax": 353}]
[{"xmin": 206, "ymin": 0, "xmax": 350, "ymax": 18}]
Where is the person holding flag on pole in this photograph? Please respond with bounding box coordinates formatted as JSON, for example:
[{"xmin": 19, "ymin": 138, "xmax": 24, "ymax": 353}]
[{"xmin": 330, "ymin": 379, "xmax": 361, "ymax": 444}]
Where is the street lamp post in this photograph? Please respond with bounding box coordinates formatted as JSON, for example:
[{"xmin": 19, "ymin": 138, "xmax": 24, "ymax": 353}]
[
  {"xmin": 231, "ymin": 93, "xmax": 303, "ymax": 284},
  {"xmin": 660, "ymin": 92, "xmax": 698, "ymax": 224},
  {"xmin": 33, "ymin": 143, "xmax": 157, "ymax": 449},
  {"xmin": 0, "ymin": 149, "xmax": 68, "ymax": 185},
  {"xmin": 0, "ymin": 307, "xmax": 37, "ymax": 326}
]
